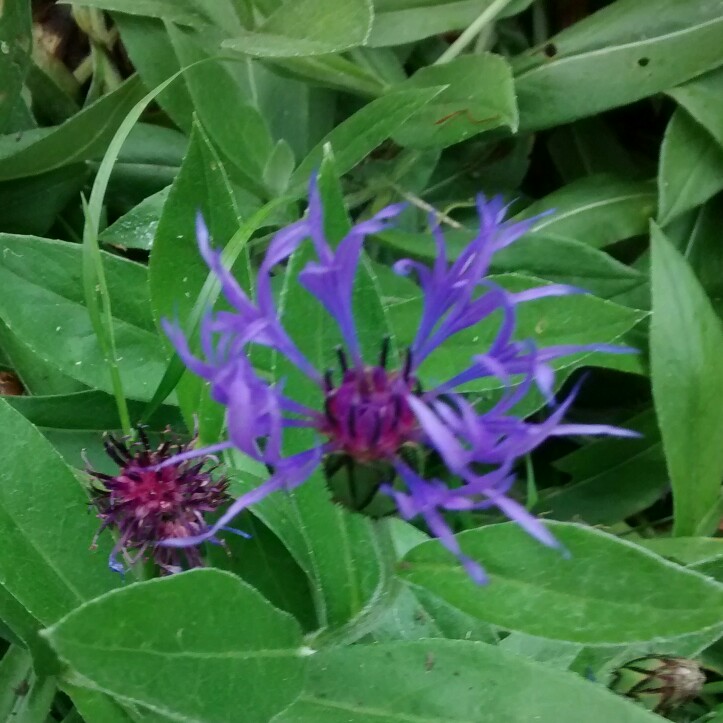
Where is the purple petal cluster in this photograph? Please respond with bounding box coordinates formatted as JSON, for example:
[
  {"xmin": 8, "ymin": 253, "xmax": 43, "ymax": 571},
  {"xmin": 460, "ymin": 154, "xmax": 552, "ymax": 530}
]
[
  {"xmin": 87, "ymin": 428, "xmax": 230, "ymax": 574},
  {"xmin": 160, "ymin": 177, "xmax": 635, "ymax": 583}
]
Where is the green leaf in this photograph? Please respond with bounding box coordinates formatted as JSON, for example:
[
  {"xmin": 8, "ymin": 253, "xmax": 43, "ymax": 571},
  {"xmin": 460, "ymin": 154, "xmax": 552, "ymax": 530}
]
[
  {"xmin": 0, "ymin": 319, "xmax": 87, "ymax": 396},
  {"xmin": 64, "ymin": 0, "xmax": 211, "ymax": 25},
  {"xmin": 10, "ymin": 680, "xmax": 56, "ymax": 722},
  {"xmin": 0, "ymin": 0, "xmax": 32, "ymax": 132},
  {"xmin": 205, "ymin": 510, "xmax": 317, "ymax": 631},
  {"xmin": 2, "ymin": 388, "xmax": 179, "ymax": 472},
  {"xmin": 44, "ymin": 570, "xmax": 306, "ymax": 723},
  {"xmin": 0, "ymin": 646, "xmax": 33, "ymax": 720},
  {"xmin": 2, "ymin": 102, "xmax": 34, "ymax": 138},
  {"xmin": 0, "ymin": 585, "xmax": 57, "ymax": 672},
  {"xmin": 62, "ymin": 684, "xmax": 143, "ymax": 723},
  {"xmin": 498, "ymin": 633, "xmax": 582, "ymax": 670},
  {"xmin": 114, "ymin": 15, "xmax": 195, "ymax": 132},
  {"xmin": 100, "ymin": 123, "xmax": 186, "ymax": 215},
  {"xmin": 657, "ymin": 108, "xmax": 723, "ymax": 225},
  {"xmin": 99, "ymin": 187, "xmax": 170, "ymax": 251},
  {"xmin": 228, "ymin": 155, "xmax": 398, "ymax": 639},
  {"xmin": 391, "ymin": 54, "xmax": 518, "ymax": 149},
  {"xmin": 0, "ymin": 165, "xmax": 88, "ymax": 237},
  {"xmin": 547, "ymin": 117, "xmax": 643, "ymax": 183},
  {"xmin": 0, "ymin": 398, "xmax": 120, "ymax": 626},
  {"xmin": 150, "ymin": 121, "xmax": 242, "ymax": 330},
  {"xmin": 222, "ymin": 0, "xmax": 373, "ymax": 57},
  {"xmin": 273, "ymin": 639, "xmax": 661, "ymax": 722},
  {"xmin": 167, "ymin": 25, "xmax": 273, "ymax": 193},
  {"xmin": 0, "ymin": 76, "xmax": 147, "ymax": 180},
  {"xmin": 542, "ymin": 410, "xmax": 668, "ymax": 525},
  {"xmin": 369, "ymin": 0, "xmax": 533, "ymax": 47},
  {"xmin": 521, "ymin": 175, "xmax": 657, "ymax": 250},
  {"xmin": 290, "ymin": 87, "xmax": 444, "ymax": 191},
  {"xmin": 24, "ymin": 58, "xmax": 80, "ymax": 125},
  {"xmin": 690, "ymin": 555, "xmax": 723, "ymax": 583},
  {"xmin": 0, "ymin": 234, "xmax": 167, "ymax": 401},
  {"xmin": 264, "ymin": 139, "xmax": 296, "ymax": 195},
  {"xmin": 368, "ymin": 581, "xmax": 498, "ymax": 644},
  {"xmin": 228, "ymin": 448, "xmax": 398, "ymax": 642},
  {"xmin": 636, "ymin": 537, "xmax": 723, "ymax": 566},
  {"xmin": 493, "ymin": 238, "xmax": 648, "ymax": 305},
  {"xmin": 514, "ymin": 0, "xmax": 723, "ymax": 131},
  {"xmin": 256, "ymin": 74, "xmax": 336, "ymax": 164},
  {"xmin": 650, "ymin": 223, "xmax": 723, "ymax": 535},
  {"xmin": 377, "ymin": 227, "xmax": 649, "ymax": 304},
  {"xmin": 3, "ymin": 387, "xmax": 179, "ymax": 455},
  {"xmin": 368, "ymin": 0, "xmax": 483, "ymax": 48},
  {"xmin": 7, "ymin": 237, "xmax": 144, "ymax": 338},
  {"xmin": 668, "ymin": 197, "xmax": 723, "ymax": 317},
  {"xmin": 264, "ymin": 55, "xmax": 385, "ymax": 98},
  {"xmin": 0, "ymin": 647, "xmax": 55, "ymax": 723},
  {"xmin": 116, "ymin": 13, "xmax": 334, "ymax": 157},
  {"xmin": 149, "ymin": 120, "xmax": 245, "ymax": 438},
  {"xmin": 668, "ymin": 66, "xmax": 723, "ymax": 147},
  {"xmin": 401, "ymin": 521, "xmax": 723, "ymax": 644}
]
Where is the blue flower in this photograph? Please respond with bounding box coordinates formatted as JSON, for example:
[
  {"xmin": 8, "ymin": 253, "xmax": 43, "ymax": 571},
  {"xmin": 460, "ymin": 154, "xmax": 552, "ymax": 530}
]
[{"xmin": 158, "ymin": 177, "xmax": 636, "ymax": 583}]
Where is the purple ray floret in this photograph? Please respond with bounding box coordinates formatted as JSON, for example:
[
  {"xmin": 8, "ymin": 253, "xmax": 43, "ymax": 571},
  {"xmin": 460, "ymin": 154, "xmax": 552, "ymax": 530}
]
[{"xmin": 158, "ymin": 175, "xmax": 637, "ymax": 583}]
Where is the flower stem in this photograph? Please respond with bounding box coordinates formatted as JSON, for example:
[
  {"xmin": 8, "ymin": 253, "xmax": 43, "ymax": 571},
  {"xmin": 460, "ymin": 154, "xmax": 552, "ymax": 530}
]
[{"xmin": 435, "ymin": 0, "xmax": 514, "ymax": 65}]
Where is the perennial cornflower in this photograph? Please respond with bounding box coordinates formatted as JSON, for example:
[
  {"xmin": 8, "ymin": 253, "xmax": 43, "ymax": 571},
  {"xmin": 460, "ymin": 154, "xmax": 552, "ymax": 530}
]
[
  {"xmin": 87, "ymin": 427, "xmax": 231, "ymax": 574},
  {"xmin": 159, "ymin": 176, "xmax": 635, "ymax": 583}
]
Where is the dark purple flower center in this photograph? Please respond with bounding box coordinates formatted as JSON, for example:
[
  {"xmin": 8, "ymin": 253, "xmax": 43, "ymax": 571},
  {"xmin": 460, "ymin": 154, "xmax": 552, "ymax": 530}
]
[
  {"xmin": 321, "ymin": 340, "xmax": 418, "ymax": 462},
  {"xmin": 88, "ymin": 429, "xmax": 229, "ymax": 574},
  {"xmin": 111, "ymin": 465, "xmax": 192, "ymax": 522}
]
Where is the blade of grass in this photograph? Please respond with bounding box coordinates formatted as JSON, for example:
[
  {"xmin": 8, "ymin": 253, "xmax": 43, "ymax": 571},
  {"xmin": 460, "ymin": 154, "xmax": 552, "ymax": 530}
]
[
  {"xmin": 80, "ymin": 62, "xmax": 219, "ymax": 435},
  {"xmin": 82, "ymin": 194, "xmax": 132, "ymax": 434}
]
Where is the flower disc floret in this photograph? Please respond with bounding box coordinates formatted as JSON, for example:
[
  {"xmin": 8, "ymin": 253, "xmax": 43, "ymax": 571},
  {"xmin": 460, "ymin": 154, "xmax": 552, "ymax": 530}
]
[{"xmin": 320, "ymin": 342, "xmax": 419, "ymax": 462}]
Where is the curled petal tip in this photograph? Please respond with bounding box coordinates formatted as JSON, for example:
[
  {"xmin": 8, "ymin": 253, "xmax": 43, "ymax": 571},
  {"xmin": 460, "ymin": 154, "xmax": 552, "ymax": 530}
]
[
  {"xmin": 606, "ymin": 427, "xmax": 643, "ymax": 439},
  {"xmin": 160, "ymin": 316, "xmax": 178, "ymax": 336},
  {"xmin": 158, "ymin": 533, "xmax": 207, "ymax": 549},
  {"xmin": 108, "ymin": 558, "xmax": 125, "ymax": 575},
  {"xmin": 219, "ymin": 525, "xmax": 252, "ymax": 540},
  {"xmin": 195, "ymin": 212, "xmax": 210, "ymax": 247},
  {"xmin": 462, "ymin": 557, "xmax": 489, "ymax": 585},
  {"xmin": 377, "ymin": 201, "xmax": 408, "ymax": 219}
]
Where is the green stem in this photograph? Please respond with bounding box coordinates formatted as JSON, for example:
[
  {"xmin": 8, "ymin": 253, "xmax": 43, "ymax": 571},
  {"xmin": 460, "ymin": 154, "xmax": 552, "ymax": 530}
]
[
  {"xmin": 435, "ymin": 0, "xmax": 513, "ymax": 64},
  {"xmin": 306, "ymin": 519, "xmax": 401, "ymax": 649}
]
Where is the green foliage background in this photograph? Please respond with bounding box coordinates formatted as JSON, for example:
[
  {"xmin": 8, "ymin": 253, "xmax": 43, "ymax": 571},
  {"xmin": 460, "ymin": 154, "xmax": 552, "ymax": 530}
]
[{"xmin": 0, "ymin": 0, "xmax": 722, "ymax": 721}]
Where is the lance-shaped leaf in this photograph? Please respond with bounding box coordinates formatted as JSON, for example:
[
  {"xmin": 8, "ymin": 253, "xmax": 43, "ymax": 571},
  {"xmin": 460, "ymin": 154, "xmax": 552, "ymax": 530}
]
[
  {"xmin": 274, "ymin": 639, "xmax": 661, "ymax": 722},
  {"xmin": 400, "ymin": 521, "xmax": 723, "ymax": 644},
  {"xmin": 650, "ymin": 223, "xmax": 723, "ymax": 535}
]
